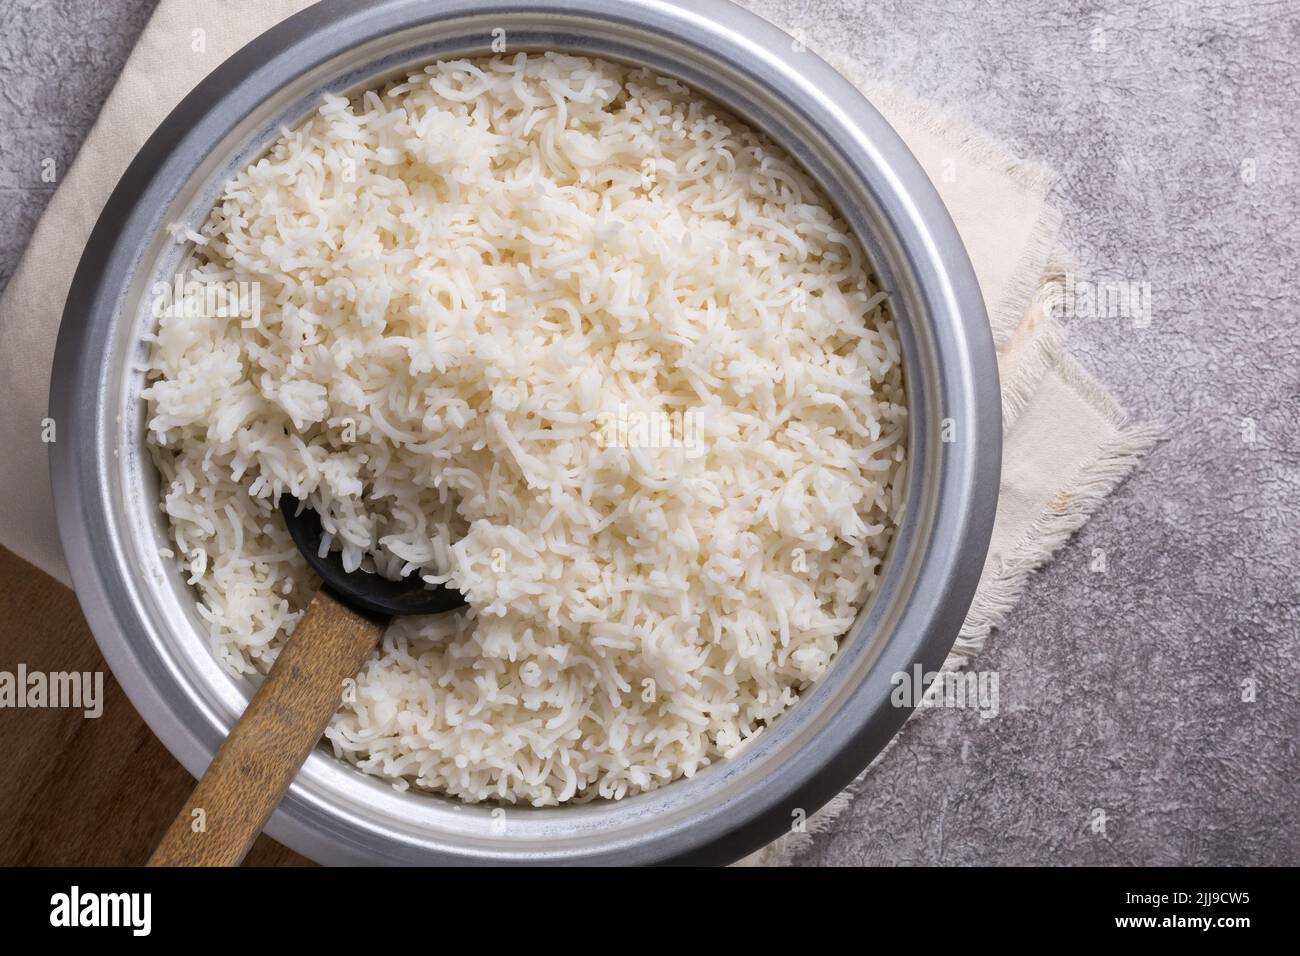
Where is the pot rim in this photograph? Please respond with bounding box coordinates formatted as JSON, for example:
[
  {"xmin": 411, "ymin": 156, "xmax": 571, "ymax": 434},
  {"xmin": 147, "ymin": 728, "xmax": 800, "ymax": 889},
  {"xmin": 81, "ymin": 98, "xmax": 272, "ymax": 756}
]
[{"xmin": 50, "ymin": 0, "xmax": 1000, "ymax": 865}]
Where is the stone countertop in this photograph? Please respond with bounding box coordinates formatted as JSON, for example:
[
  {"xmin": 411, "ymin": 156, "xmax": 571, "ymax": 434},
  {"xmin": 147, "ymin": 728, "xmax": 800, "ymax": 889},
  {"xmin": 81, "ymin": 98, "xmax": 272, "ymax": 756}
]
[{"xmin": 1, "ymin": 0, "xmax": 1294, "ymax": 865}]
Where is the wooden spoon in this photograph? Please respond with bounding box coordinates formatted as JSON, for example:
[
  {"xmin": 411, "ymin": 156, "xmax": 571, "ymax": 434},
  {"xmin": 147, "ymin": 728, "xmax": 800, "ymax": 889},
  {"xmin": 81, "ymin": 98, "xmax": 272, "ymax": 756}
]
[{"xmin": 148, "ymin": 496, "xmax": 465, "ymax": 866}]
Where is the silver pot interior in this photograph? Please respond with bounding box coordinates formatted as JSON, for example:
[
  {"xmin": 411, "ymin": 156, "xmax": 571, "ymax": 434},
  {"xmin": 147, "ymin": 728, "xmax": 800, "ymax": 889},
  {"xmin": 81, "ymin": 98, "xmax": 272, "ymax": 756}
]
[{"xmin": 51, "ymin": 0, "xmax": 999, "ymax": 865}]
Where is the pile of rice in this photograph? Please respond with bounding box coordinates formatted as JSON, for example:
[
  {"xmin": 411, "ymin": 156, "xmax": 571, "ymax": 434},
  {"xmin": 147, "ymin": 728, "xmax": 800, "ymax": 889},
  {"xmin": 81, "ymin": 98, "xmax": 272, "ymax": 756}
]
[{"xmin": 144, "ymin": 52, "xmax": 907, "ymax": 805}]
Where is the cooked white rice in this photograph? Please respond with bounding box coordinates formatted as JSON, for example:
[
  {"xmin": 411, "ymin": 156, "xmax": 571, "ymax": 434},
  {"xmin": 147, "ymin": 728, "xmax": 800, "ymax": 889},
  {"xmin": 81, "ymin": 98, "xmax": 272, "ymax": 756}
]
[{"xmin": 143, "ymin": 52, "xmax": 907, "ymax": 805}]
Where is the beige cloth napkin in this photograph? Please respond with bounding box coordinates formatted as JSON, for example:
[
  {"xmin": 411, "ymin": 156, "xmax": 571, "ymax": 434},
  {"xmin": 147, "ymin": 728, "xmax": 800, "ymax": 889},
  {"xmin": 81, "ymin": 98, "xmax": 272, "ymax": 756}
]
[{"xmin": 0, "ymin": 0, "xmax": 1158, "ymax": 865}]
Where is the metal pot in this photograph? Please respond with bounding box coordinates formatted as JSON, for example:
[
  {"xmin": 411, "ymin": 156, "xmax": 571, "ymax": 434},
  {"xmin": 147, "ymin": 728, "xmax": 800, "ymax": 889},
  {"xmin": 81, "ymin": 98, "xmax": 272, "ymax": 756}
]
[{"xmin": 50, "ymin": 0, "xmax": 1000, "ymax": 865}]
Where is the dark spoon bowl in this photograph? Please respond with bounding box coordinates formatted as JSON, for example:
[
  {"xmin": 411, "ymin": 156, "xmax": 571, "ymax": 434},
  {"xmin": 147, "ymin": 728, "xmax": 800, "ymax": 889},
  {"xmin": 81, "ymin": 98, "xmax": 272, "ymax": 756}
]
[{"xmin": 278, "ymin": 495, "xmax": 467, "ymax": 618}]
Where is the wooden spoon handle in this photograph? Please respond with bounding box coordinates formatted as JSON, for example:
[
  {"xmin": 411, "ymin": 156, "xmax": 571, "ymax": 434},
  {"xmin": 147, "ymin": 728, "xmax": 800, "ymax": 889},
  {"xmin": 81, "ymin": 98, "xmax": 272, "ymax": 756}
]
[{"xmin": 148, "ymin": 588, "xmax": 386, "ymax": 866}]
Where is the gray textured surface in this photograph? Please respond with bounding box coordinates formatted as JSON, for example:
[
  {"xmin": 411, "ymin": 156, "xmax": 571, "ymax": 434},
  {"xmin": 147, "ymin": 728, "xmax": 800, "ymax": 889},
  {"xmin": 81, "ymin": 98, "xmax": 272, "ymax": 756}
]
[{"xmin": 1, "ymin": 0, "xmax": 1295, "ymax": 865}]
